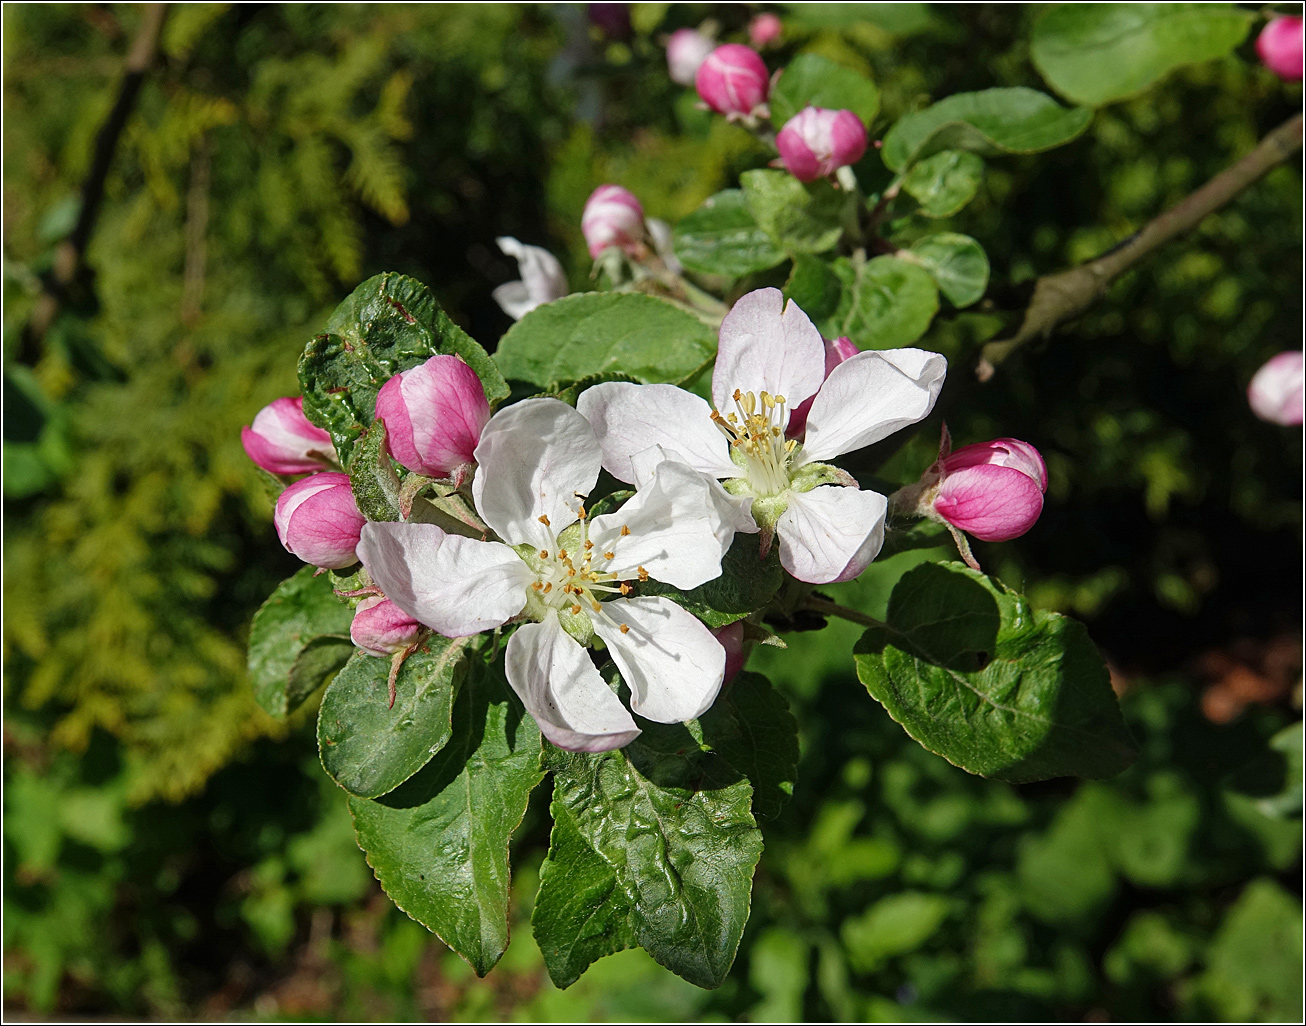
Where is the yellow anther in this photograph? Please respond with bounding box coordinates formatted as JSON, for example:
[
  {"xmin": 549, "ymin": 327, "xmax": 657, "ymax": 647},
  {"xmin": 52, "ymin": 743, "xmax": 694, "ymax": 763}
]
[
  {"xmin": 774, "ymin": 394, "xmax": 786, "ymax": 405},
  {"xmin": 571, "ymin": 604, "xmax": 582, "ymax": 615},
  {"xmin": 543, "ymin": 582, "xmax": 552, "ymax": 593},
  {"xmin": 539, "ymin": 550, "xmax": 548, "ymax": 559},
  {"xmin": 584, "ymin": 540, "xmax": 593, "ymax": 550},
  {"xmin": 619, "ymin": 582, "xmax": 631, "ymax": 595},
  {"xmin": 531, "ymin": 581, "xmax": 543, "ymax": 590},
  {"xmin": 603, "ymin": 551, "xmax": 615, "ymax": 560},
  {"xmin": 619, "ymin": 623, "xmax": 630, "ymax": 634},
  {"xmin": 557, "ymin": 548, "xmax": 567, "ymax": 559},
  {"xmin": 577, "ymin": 504, "xmax": 587, "ymax": 519},
  {"xmin": 566, "ymin": 568, "xmax": 576, "ymax": 577},
  {"xmin": 620, "ymin": 525, "xmax": 631, "ymax": 536},
  {"xmin": 732, "ymin": 388, "xmax": 742, "ymax": 401},
  {"xmin": 538, "ymin": 514, "xmax": 550, "ymax": 526},
  {"xmin": 637, "ymin": 566, "xmax": 650, "ymax": 582}
]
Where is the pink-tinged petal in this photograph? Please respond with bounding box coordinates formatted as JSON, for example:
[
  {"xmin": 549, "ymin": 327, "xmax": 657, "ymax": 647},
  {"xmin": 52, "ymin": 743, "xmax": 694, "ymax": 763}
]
[
  {"xmin": 666, "ymin": 27, "xmax": 715, "ymax": 86},
  {"xmin": 594, "ymin": 596, "xmax": 725, "ymax": 723},
  {"xmin": 827, "ymin": 109, "xmax": 868, "ymax": 168},
  {"xmin": 942, "ymin": 437, "xmax": 1047, "ymax": 491},
  {"xmin": 577, "ymin": 381, "xmax": 736, "ymax": 483},
  {"xmin": 934, "ymin": 463, "xmax": 1044, "ymax": 542},
  {"xmin": 350, "ymin": 596, "xmax": 423, "ymax": 657},
  {"xmin": 788, "ymin": 335, "xmax": 860, "ymax": 438},
  {"xmin": 776, "ymin": 107, "xmax": 867, "ymax": 181},
  {"xmin": 695, "ymin": 43, "xmax": 769, "ymax": 115},
  {"xmin": 582, "ymin": 184, "xmax": 646, "ymax": 259},
  {"xmin": 799, "ymin": 348, "xmax": 947, "ymax": 464},
  {"xmin": 1248, "ymin": 351, "xmax": 1305, "ymax": 426},
  {"xmin": 1257, "ymin": 17, "xmax": 1303, "ymax": 82},
  {"xmin": 776, "ymin": 485, "xmax": 887, "ymax": 584},
  {"xmin": 358, "ymin": 521, "xmax": 533, "ymax": 637},
  {"xmin": 375, "ymin": 356, "xmax": 489, "ymax": 478},
  {"xmin": 274, "ymin": 472, "xmax": 365, "ymax": 569},
  {"xmin": 242, "ymin": 396, "xmax": 336, "ymax": 474},
  {"xmin": 776, "ymin": 119, "xmax": 822, "ymax": 182},
  {"xmin": 712, "ymin": 621, "xmax": 746, "ymax": 684},
  {"xmin": 506, "ymin": 612, "xmax": 641, "ymax": 752},
  {"xmin": 472, "ymin": 397, "xmax": 602, "ymax": 550},
  {"xmin": 748, "ymin": 13, "xmax": 782, "ymax": 48},
  {"xmin": 712, "ymin": 288, "xmax": 827, "ymax": 419}
]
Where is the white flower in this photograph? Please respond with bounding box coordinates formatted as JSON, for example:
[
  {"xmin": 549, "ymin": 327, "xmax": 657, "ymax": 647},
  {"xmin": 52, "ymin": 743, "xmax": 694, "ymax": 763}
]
[
  {"xmin": 578, "ymin": 287, "xmax": 947, "ymax": 584},
  {"xmin": 357, "ymin": 397, "xmax": 732, "ymax": 753},
  {"xmin": 492, "ymin": 237, "xmax": 568, "ymax": 321}
]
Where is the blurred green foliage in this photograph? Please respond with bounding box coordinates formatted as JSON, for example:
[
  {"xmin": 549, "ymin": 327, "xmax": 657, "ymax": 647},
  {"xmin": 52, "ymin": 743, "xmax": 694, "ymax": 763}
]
[{"xmin": 3, "ymin": 2, "xmax": 1300, "ymax": 1019}]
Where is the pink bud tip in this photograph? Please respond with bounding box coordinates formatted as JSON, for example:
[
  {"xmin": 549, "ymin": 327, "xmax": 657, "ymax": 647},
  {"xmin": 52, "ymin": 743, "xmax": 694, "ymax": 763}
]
[
  {"xmin": 776, "ymin": 106, "xmax": 868, "ymax": 183},
  {"xmin": 274, "ymin": 471, "xmax": 367, "ymax": 569},
  {"xmin": 934, "ymin": 438, "xmax": 1047, "ymax": 543},
  {"xmin": 375, "ymin": 355, "xmax": 490, "ymax": 478},
  {"xmin": 666, "ymin": 27, "xmax": 715, "ymax": 86},
  {"xmin": 1248, "ymin": 351, "xmax": 1305, "ymax": 426},
  {"xmin": 241, "ymin": 396, "xmax": 337, "ymax": 475},
  {"xmin": 350, "ymin": 596, "xmax": 423, "ymax": 657},
  {"xmin": 748, "ymin": 13, "xmax": 783, "ymax": 48},
  {"xmin": 581, "ymin": 184, "xmax": 646, "ymax": 260},
  {"xmin": 1257, "ymin": 17, "xmax": 1303, "ymax": 82},
  {"xmin": 695, "ymin": 44, "xmax": 769, "ymax": 116},
  {"xmin": 788, "ymin": 336, "xmax": 860, "ymax": 438},
  {"xmin": 712, "ymin": 621, "xmax": 747, "ymax": 684}
]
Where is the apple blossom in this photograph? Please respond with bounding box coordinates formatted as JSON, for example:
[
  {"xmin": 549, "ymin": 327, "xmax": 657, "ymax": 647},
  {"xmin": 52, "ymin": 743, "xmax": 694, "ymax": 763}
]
[
  {"xmin": 578, "ymin": 288, "xmax": 947, "ymax": 585},
  {"xmin": 274, "ymin": 471, "xmax": 367, "ymax": 569},
  {"xmin": 1257, "ymin": 16, "xmax": 1303, "ymax": 82},
  {"xmin": 1247, "ymin": 350, "xmax": 1305, "ymax": 426},
  {"xmin": 748, "ymin": 13, "xmax": 783, "ymax": 49},
  {"xmin": 932, "ymin": 438, "xmax": 1048, "ymax": 543},
  {"xmin": 695, "ymin": 44, "xmax": 769, "ymax": 117},
  {"xmin": 374, "ymin": 354, "xmax": 490, "ymax": 480},
  {"xmin": 581, "ymin": 185, "xmax": 646, "ymax": 260},
  {"xmin": 666, "ymin": 27, "xmax": 715, "ymax": 86},
  {"xmin": 241, "ymin": 396, "xmax": 337, "ymax": 475},
  {"xmin": 350, "ymin": 595, "xmax": 424, "ymax": 658},
  {"xmin": 492, "ymin": 236, "xmax": 568, "ymax": 321},
  {"xmin": 357, "ymin": 397, "xmax": 735, "ymax": 753},
  {"xmin": 776, "ymin": 107, "xmax": 868, "ymax": 183}
]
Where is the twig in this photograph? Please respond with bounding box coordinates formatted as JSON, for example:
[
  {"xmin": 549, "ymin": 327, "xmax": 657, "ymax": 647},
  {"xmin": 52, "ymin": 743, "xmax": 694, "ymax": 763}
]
[
  {"xmin": 976, "ymin": 113, "xmax": 1304, "ymax": 380},
  {"xmin": 803, "ymin": 595, "xmax": 888, "ymax": 630}
]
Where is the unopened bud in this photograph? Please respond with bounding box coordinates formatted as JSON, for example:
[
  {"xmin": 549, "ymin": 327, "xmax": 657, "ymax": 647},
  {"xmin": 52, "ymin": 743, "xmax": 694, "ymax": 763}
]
[
  {"xmin": 712, "ymin": 621, "xmax": 746, "ymax": 684},
  {"xmin": 374, "ymin": 355, "xmax": 490, "ymax": 478},
  {"xmin": 748, "ymin": 13, "xmax": 783, "ymax": 48},
  {"xmin": 695, "ymin": 44, "xmax": 769, "ymax": 117},
  {"xmin": 581, "ymin": 184, "xmax": 646, "ymax": 260},
  {"xmin": 787, "ymin": 336, "xmax": 859, "ymax": 438},
  {"xmin": 1257, "ymin": 16, "xmax": 1303, "ymax": 82},
  {"xmin": 274, "ymin": 472, "xmax": 367, "ymax": 568},
  {"xmin": 666, "ymin": 27, "xmax": 715, "ymax": 86},
  {"xmin": 1248, "ymin": 351, "xmax": 1305, "ymax": 426},
  {"xmin": 932, "ymin": 438, "xmax": 1047, "ymax": 543},
  {"xmin": 241, "ymin": 397, "xmax": 336, "ymax": 475},
  {"xmin": 350, "ymin": 596, "xmax": 423, "ymax": 657},
  {"xmin": 776, "ymin": 106, "xmax": 868, "ymax": 183}
]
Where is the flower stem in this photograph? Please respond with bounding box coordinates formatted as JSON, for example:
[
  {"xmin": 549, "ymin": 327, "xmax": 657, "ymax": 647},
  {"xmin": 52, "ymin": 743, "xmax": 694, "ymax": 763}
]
[{"xmin": 802, "ymin": 595, "xmax": 888, "ymax": 630}]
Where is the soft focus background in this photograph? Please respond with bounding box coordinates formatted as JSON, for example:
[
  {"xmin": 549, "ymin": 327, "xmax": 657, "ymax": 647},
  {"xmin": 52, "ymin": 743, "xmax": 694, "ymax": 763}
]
[{"xmin": 3, "ymin": 3, "xmax": 1301, "ymax": 1020}]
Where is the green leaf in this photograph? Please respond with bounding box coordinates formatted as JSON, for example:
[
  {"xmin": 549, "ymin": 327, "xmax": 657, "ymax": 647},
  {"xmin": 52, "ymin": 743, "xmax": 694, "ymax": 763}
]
[
  {"xmin": 547, "ymin": 371, "xmax": 642, "ymax": 408},
  {"xmin": 247, "ymin": 566, "xmax": 354, "ymax": 718},
  {"xmin": 770, "ymin": 53, "xmax": 880, "ymax": 128},
  {"xmin": 820, "ymin": 255, "xmax": 939, "ymax": 348},
  {"xmin": 494, "ymin": 293, "xmax": 718, "ymax": 390},
  {"xmin": 1031, "ymin": 3, "xmax": 1253, "ymax": 108},
  {"xmin": 908, "ymin": 232, "xmax": 990, "ymax": 307},
  {"xmin": 900, "ymin": 150, "xmax": 985, "ymax": 217},
  {"xmin": 782, "ymin": 2, "xmax": 937, "ymax": 35},
  {"xmin": 784, "ymin": 254, "xmax": 843, "ymax": 324},
  {"xmin": 299, "ymin": 272, "xmax": 508, "ymax": 464},
  {"xmin": 639, "ymin": 535, "xmax": 783, "ymax": 629},
  {"xmin": 287, "ymin": 636, "xmax": 355, "ymax": 710},
  {"xmin": 741, "ymin": 169, "xmax": 847, "ymax": 255},
  {"xmin": 318, "ymin": 638, "xmax": 470, "ymax": 798},
  {"xmin": 881, "ymin": 87, "xmax": 1093, "ymax": 172},
  {"xmin": 535, "ymin": 722, "xmax": 763, "ymax": 989},
  {"xmin": 699, "ymin": 671, "xmax": 799, "ymax": 821},
  {"xmin": 349, "ymin": 655, "xmax": 543, "ymax": 975},
  {"xmin": 841, "ymin": 891, "xmax": 951, "ymax": 971},
  {"xmin": 854, "ymin": 561, "xmax": 1138, "ymax": 782},
  {"xmin": 346, "ymin": 419, "xmax": 402, "ymax": 521},
  {"xmin": 672, "ymin": 190, "xmax": 787, "ymax": 278}
]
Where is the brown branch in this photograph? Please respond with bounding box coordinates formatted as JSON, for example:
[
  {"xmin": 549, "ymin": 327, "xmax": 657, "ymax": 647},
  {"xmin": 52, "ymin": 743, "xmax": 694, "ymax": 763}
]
[{"xmin": 976, "ymin": 112, "xmax": 1304, "ymax": 381}]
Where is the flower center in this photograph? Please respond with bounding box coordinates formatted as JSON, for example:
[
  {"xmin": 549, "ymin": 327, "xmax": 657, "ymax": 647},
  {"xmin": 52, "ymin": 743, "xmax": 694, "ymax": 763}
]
[
  {"xmin": 524, "ymin": 508, "xmax": 644, "ymax": 634},
  {"xmin": 711, "ymin": 388, "xmax": 798, "ymax": 497}
]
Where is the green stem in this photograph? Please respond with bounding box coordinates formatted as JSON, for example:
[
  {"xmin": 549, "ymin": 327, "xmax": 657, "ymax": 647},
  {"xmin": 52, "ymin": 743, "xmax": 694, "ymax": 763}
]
[{"xmin": 803, "ymin": 595, "xmax": 888, "ymax": 630}]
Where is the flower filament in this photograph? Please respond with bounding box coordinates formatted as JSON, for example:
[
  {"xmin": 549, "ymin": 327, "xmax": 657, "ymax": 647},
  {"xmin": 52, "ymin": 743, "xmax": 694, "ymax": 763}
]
[
  {"xmin": 528, "ymin": 509, "xmax": 635, "ymax": 630},
  {"xmin": 711, "ymin": 388, "xmax": 798, "ymax": 497}
]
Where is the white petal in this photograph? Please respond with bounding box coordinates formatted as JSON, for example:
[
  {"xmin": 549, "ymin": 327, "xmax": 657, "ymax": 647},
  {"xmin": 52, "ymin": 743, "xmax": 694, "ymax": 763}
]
[
  {"xmin": 505, "ymin": 612, "xmax": 641, "ymax": 752},
  {"xmin": 711, "ymin": 288, "xmax": 826, "ymax": 422},
  {"xmin": 628, "ymin": 446, "xmax": 758, "ymax": 545},
  {"xmin": 358, "ymin": 522, "xmax": 533, "ymax": 636},
  {"xmin": 776, "ymin": 486, "xmax": 887, "ymax": 584},
  {"xmin": 577, "ymin": 382, "xmax": 736, "ymax": 483},
  {"xmin": 496, "ymin": 236, "xmax": 568, "ymax": 307},
  {"xmin": 472, "ymin": 397, "xmax": 601, "ymax": 549},
  {"xmin": 798, "ymin": 349, "xmax": 947, "ymax": 464},
  {"xmin": 593, "ymin": 597, "xmax": 725, "ymax": 723},
  {"xmin": 645, "ymin": 218, "xmax": 684, "ymax": 275},
  {"xmin": 589, "ymin": 459, "xmax": 734, "ymax": 590},
  {"xmin": 491, "ymin": 281, "xmax": 536, "ymax": 321}
]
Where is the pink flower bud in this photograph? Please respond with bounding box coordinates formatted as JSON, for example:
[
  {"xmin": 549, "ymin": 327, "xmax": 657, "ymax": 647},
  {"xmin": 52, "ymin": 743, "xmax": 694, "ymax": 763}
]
[
  {"xmin": 1257, "ymin": 17, "xmax": 1303, "ymax": 82},
  {"xmin": 695, "ymin": 44, "xmax": 769, "ymax": 117},
  {"xmin": 787, "ymin": 336, "xmax": 859, "ymax": 438},
  {"xmin": 581, "ymin": 184, "xmax": 646, "ymax": 260},
  {"xmin": 374, "ymin": 355, "xmax": 491, "ymax": 478},
  {"xmin": 776, "ymin": 107, "xmax": 868, "ymax": 183},
  {"xmin": 1248, "ymin": 351, "xmax": 1305, "ymax": 426},
  {"xmin": 274, "ymin": 472, "xmax": 367, "ymax": 569},
  {"xmin": 241, "ymin": 397, "xmax": 337, "ymax": 475},
  {"xmin": 712, "ymin": 621, "xmax": 747, "ymax": 684},
  {"xmin": 350, "ymin": 596, "xmax": 423, "ymax": 657},
  {"xmin": 749, "ymin": 13, "xmax": 783, "ymax": 48},
  {"xmin": 666, "ymin": 27, "xmax": 715, "ymax": 86},
  {"xmin": 933, "ymin": 438, "xmax": 1047, "ymax": 543}
]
